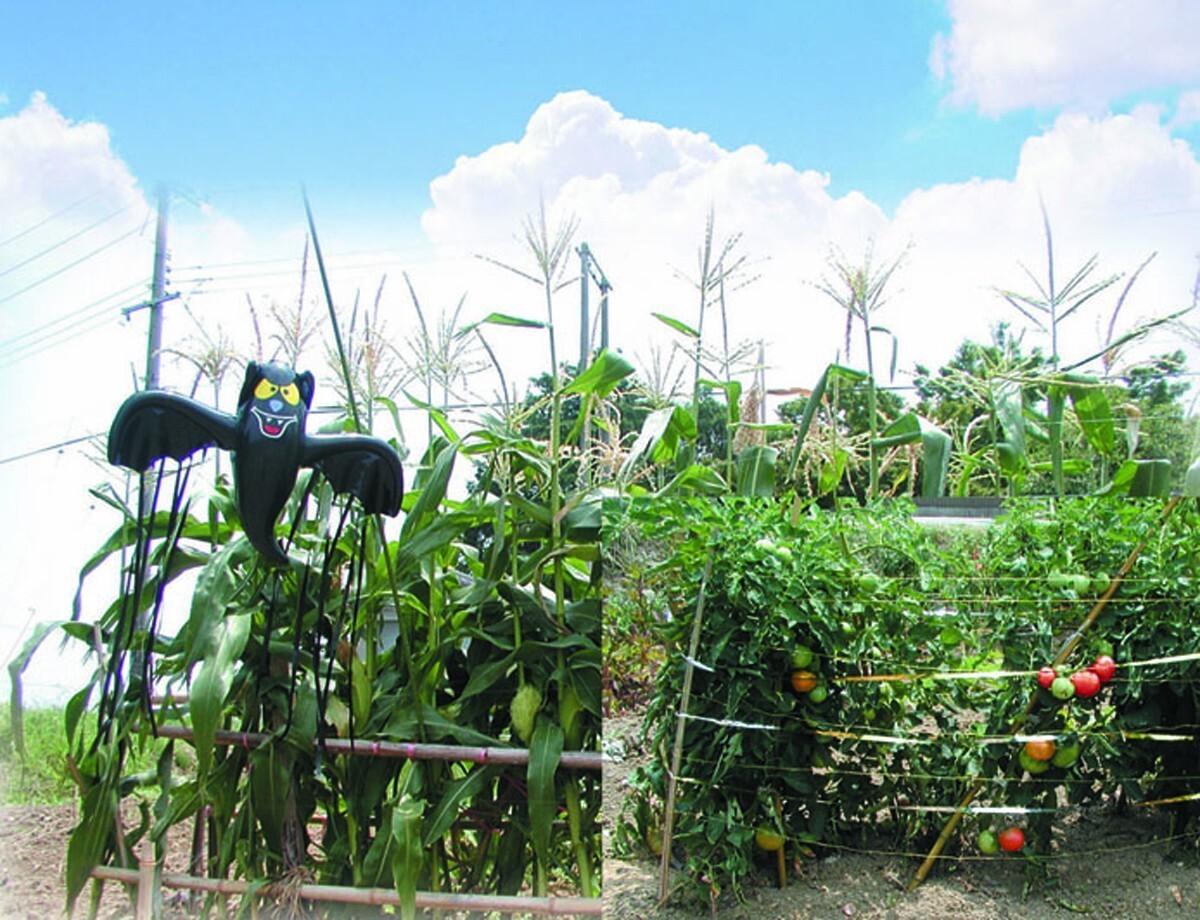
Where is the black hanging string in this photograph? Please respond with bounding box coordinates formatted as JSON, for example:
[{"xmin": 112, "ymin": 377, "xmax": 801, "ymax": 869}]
[
  {"xmin": 139, "ymin": 461, "xmax": 193, "ymax": 736},
  {"xmin": 281, "ymin": 558, "xmax": 313, "ymax": 740},
  {"xmin": 313, "ymin": 500, "xmax": 353, "ymax": 777},
  {"xmin": 95, "ymin": 462, "xmax": 166, "ymax": 753},
  {"xmin": 343, "ymin": 520, "xmax": 370, "ymax": 752}
]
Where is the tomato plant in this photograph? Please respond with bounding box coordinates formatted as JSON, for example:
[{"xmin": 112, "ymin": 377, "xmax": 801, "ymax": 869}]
[{"xmin": 612, "ymin": 496, "xmax": 1200, "ymax": 908}]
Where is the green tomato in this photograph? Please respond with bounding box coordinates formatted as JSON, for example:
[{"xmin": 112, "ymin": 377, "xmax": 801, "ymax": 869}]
[
  {"xmin": 774, "ymin": 545, "xmax": 794, "ymax": 563},
  {"xmin": 1048, "ymin": 570, "xmax": 1070, "ymax": 589},
  {"xmin": 790, "ymin": 646, "xmax": 815, "ymax": 669},
  {"xmin": 1069, "ymin": 573, "xmax": 1091, "ymax": 593},
  {"xmin": 1019, "ymin": 749, "xmax": 1051, "ymax": 775},
  {"xmin": 1050, "ymin": 676, "xmax": 1076, "ymax": 700},
  {"xmin": 1051, "ymin": 739, "xmax": 1081, "ymax": 768},
  {"xmin": 858, "ymin": 572, "xmax": 881, "ymax": 592},
  {"xmin": 1091, "ymin": 573, "xmax": 1111, "ymax": 595},
  {"xmin": 808, "ymin": 683, "xmax": 829, "ymax": 704},
  {"xmin": 977, "ymin": 830, "xmax": 1000, "ymax": 855}
]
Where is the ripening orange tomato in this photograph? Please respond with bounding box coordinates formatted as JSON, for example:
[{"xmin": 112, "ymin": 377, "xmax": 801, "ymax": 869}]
[
  {"xmin": 1024, "ymin": 738, "xmax": 1056, "ymax": 762},
  {"xmin": 790, "ymin": 670, "xmax": 818, "ymax": 693}
]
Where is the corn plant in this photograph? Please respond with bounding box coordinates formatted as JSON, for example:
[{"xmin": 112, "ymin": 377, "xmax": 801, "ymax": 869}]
[{"xmin": 57, "ymin": 202, "xmax": 609, "ymax": 917}]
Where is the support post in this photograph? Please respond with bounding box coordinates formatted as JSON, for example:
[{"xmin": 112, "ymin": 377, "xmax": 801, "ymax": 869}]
[
  {"xmin": 145, "ymin": 186, "xmax": 169, "ymax": 390},
  {"xmin": 578, "ymin": 243, "xmax": 591, "ymax": 372},
  {"xmin": 658, "ymin": 547, "xmax": 716, "ymax": 904}
]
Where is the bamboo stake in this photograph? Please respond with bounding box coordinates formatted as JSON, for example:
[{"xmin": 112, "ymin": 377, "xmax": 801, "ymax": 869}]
[
  {"xmin": 147, "ymin": 725, "xmax": 602, "ymax": 771},
  {"xmin": 136, "ymin": 840, "xmax": 154, "ymax": 920},
  {"xmin": 658, "ymin": 548, "xmax": 717, "ymax": 905},
  {"xmin": 907, "ymin": 496, "xmax": 1181, "ymax": 891},
  {"xmin": 92, "ymin": 866, "xmax": 602, "ymax": 916},
  {"xmin": 773, "ymin": 792, "xmax": 787, "ymax": 888}
]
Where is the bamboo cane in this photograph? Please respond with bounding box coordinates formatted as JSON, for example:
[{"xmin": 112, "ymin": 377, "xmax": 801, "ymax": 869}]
[
  {"xmin": 136, "ymin": 840, "xmax": 154, "ymax": 920},
  {"xmin": 907, "ymin": 497, "xmax": 1181, "ymax": 891},
  {"xmin": 658, "ymin": 548, "xmax": 717, "ymax": 905},
  {"xmin": 92, "ymin": 866, "xmax": 602, "ymax": 916},
  {"xmin": 146, "ymin": 725, "xmax": 602, "ymax": 770}
]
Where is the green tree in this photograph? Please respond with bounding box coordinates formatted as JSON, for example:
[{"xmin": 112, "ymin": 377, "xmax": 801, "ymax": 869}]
[{"xmin": 1122, "ymin": 350, "xmax": 1197, "ymax": 489}]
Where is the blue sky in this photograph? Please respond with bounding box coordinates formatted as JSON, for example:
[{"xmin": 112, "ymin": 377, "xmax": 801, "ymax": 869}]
[
  {"xmin": 3, "ymin": 1, "xmax": 1200, "ymax": 701},
  {"xmin": 2, "ymin": 1, "xmax": 1044, "ymax": 219}
]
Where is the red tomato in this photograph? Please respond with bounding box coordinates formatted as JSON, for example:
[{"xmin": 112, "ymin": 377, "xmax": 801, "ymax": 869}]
[
  {"xmin": 998, "ymin": 827, "xmax": 1025, "ymax": 852},
  {"xmin": 1090, "ymin": 654, "xmax": 1116, "ymax": 684},
  {"xmin": 1037, "ymin": 666, "xmax": 1057, "ymax": 689},
  {"xmin": 1071, "ymin": 669, "xmax": 1101, "ymax": 698}
]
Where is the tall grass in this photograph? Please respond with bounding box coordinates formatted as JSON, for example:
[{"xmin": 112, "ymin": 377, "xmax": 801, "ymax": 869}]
[{"xmin": 0, "ymin": 705, "xmax": 176, "ymax": 806}]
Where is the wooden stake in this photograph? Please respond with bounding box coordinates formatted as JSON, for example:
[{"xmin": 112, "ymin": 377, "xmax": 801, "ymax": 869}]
[
  {"xmin": 136, "ymin": 839, "xmax": 154, "ymax": 920},
  {"xmin": 93, "ymin": 866, "xmax": 602, "ymax": 916},
  {"xmin": 658, "ymin": 548, "xmax": 717, "ymax": 905}
]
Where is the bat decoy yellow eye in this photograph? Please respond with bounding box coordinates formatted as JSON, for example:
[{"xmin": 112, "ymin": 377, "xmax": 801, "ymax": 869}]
[
  {"xmin": 254, "ymin": 379, "xmax": 279, "ymax": 400},
  {"xmin": 279, "ymin": 383, "xmax": 300, "ymax": 406}
]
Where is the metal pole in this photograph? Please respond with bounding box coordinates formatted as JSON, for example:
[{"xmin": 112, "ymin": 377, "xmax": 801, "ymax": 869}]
[
  {"xmin": 145, "ymin": 186, "xmax": 169, "ymax": 390},
  {"xmin": 578, "ymin": 243, "xmax": 591, "ymax": 371}
]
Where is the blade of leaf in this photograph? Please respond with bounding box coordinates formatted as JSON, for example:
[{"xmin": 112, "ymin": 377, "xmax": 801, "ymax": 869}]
[
  {"xmin": 528, "ymin": 717, "xmax": 564, "ymax": 891},
  {"xmin": 391, "ymin": 797, "xmax": 425, "ymax": 920}
]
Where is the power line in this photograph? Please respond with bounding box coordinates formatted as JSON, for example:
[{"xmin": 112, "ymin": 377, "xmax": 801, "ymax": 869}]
[
  {"xmin": 0, "ymin": 192, "xmax": 103, "ymax": 250},
  {"xmin": 0, "ymin": 223, "xmax": 146, "ymax": 307},
  {"xmin": 0, "ymin": 204, "xmax": 133, "ymax": 280},
  {"xmin": 0, "ymin": 433, "xmax": 101, "ymax": 467},
  {"xmin": 0, "ymin": 294, "xmax": 145, "ymax": 371},
  {"xmin": 0, "ymin": 276, "xmax": 149, "ymax": 357}
]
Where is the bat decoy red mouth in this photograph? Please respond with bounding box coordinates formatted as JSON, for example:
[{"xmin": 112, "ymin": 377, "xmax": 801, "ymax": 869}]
[{"xmin": 252, "ymin": 407, "xmax": 296, "ymax": 439}]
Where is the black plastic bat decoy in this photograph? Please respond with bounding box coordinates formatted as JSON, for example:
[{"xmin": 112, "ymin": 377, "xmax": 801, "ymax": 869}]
[{"xmin": 108, "ymin": 361, "xmax": 404, "ymax": 565}]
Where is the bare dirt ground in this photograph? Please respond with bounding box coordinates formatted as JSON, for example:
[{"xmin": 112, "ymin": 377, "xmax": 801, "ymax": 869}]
[
  {"xmin": 0, "ymin": 803, "xmax": 197, "ymax": 919},
  {"xmin": 602, "ymin": 713, "xmax": 1200, "ymax": 919}
]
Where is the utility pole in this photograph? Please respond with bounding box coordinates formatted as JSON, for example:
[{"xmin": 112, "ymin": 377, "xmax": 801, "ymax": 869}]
[
  {"xmin": 145, "ymin": 185, "xmax": 169, "ymax": 389},
  {"xmin": 132, "ymin": 186, "xmax": 169, "ymax": 695},
  {"xmin": 578, "ymin": 242, "xmax": 591, "ymax": 373},
  {"xmin": 575, "ymin": 244, "xmax": 616, "ymax": 475}
]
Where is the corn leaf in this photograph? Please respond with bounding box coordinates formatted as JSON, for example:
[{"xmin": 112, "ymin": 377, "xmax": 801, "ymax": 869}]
[
  {"xmin": 191, "ymin": 612, "xmax": 251, "ymax": 778},
  {"xmin": 528, "ymin": 716, "xmax": 563, "ymax": 891},
  {"xmin": 391, "ymin": 796, "xmax": 425, "ymax": 920}
]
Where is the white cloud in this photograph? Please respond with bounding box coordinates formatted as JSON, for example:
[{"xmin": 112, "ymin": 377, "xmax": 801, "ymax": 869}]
[
  {"xmin": 0, "ymin": 94, "xmax": 155, "ymax": 703},
  {"xmin": 420, "ymin": 91, "xmax": 887, "ymax": 393},
  {"xmin": 932, "ymin": 0, "xmax": 1200, "ymax": 115},
  {"xmin": 889, "ymin": 106, "xmax": 1200, "ymax": 374},
  {"xmin": 0, "ymin": 95, "xmax": 277, "ymax": 705},
  {"xmin": 421, "ymin": 91, "xmax": 1200, "ymax": 401},
  {"xmin": 1174, "ymin": 89, "xmax": 1200, "ymax": 128}
]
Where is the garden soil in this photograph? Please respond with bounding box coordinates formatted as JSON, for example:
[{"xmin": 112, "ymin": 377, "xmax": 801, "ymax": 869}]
[
  {"xmin": 0, "ymin": 802, "xmax": 198, "ymax": 919},
  {"xmin": 602, "ymin": 713, "xmax": 1200, "ymax": 919}
]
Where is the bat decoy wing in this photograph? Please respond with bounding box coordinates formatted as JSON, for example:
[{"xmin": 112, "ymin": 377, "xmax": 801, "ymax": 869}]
[
  {"xmin": 302, "ymin": 434, "xmax": 405, "ymax": 516},
  {"xmin": 108, "ymin": 391, "xmax": 241, "ymax": 472}
]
